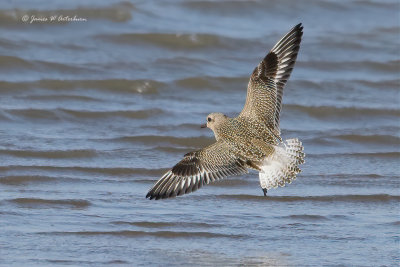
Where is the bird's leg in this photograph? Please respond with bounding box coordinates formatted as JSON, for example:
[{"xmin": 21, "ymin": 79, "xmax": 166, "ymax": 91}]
[{"xmin": 262, "ymin": 188, "xmax": 267, "ymax": 197}]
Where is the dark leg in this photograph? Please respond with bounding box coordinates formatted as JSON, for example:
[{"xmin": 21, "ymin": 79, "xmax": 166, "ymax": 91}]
[{"xmin": 262, "ymin": 188, "xmax": 267, "ymax": 196}]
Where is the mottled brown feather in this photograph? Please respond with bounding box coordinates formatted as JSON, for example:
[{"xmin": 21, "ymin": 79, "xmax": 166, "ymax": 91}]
[
  {"xmin": 239, "ymin": 23, "xmax": 303, "ymax": 138},
  {"xmin": 146, "ymin": 140, "xmax": 248, "ymax": 200}
]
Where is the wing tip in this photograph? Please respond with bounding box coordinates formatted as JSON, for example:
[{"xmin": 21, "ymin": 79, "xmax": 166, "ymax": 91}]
[
  {"xmin": 145, "ymin": 190, "xmax": 157, "ymax": 200},
  {"xmin": 145, "ymin": 175, "xmax": 182, "ymax": 200},
  {"xmin": 293, "ymin": 23, "xmax": 303, "ymax": 34},
  {"xmin": 145, "ymin": 144, "xmax": 248, "ymax": 200},
  {"xmin": 146, "ymin": 192, "xmax": 174, "ymax": 200},
  {"xmin": 146, "ymin": 186, "xmax": 179, "ymax": 200}
]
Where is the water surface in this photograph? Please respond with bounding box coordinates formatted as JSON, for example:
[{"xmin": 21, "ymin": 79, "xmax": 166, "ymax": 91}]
[{"xmin": 0, "ymin": 0, "xmax": 399, "ymax": 266}]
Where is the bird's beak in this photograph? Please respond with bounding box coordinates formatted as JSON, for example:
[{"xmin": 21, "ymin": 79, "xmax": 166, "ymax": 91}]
[{"xmin": 200, "ymin": 123, "xmax": 207, "ymax": 128}]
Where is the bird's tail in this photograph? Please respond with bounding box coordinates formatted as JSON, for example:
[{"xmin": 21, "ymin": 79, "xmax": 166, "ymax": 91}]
[{"xmin": 258, "ymin": 138, "xmax": 305, "ymax": 190}]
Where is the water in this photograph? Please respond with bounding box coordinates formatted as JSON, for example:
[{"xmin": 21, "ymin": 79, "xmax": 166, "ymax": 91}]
[{"xmin": 0, "ymin": 0, "xmax": 399, "ymax": 266}]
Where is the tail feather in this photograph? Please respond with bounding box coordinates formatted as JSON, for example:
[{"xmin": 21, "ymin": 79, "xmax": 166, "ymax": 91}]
[{"xmin": 259, "ymin": 138, "xmax": 305, "ymax": 190}]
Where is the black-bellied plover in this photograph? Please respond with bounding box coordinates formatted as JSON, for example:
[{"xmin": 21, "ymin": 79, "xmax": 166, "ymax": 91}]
[{"xmin": 146, "ymin": 24, "xmax": 305, "ymax": 200}]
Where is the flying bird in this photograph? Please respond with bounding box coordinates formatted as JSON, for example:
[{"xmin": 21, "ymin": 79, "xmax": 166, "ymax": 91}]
[{"xmin": 146, "ymin": 24, "xmax": 305, "ymax": 200}]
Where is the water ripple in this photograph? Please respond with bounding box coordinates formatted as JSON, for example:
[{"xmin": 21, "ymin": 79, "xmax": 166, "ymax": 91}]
[
  {"xmin": 218, "ymin": 194, "xmax": 400, "ymax": 203},
  {"xmin": 8, "ymin": 198, "xmax": 91, "ymax": 208}
]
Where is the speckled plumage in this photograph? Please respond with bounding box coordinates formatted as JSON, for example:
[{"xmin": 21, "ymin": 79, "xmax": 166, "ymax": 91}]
[{"xmin": 146, "ymin": 24, "xmax": 305, "ymax": 200}]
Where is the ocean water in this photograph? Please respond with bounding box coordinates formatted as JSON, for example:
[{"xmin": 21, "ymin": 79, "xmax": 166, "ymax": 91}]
[{"xmin": 0, "ymin": 0, "xmax": 399, "ymax": 266}]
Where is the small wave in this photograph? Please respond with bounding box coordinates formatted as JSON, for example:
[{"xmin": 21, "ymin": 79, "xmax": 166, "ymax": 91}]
[
  {"xmin": 303, "ymin": 173, "xmax": 399, "ymax": 188},
  {"xmin": 331, "ymin": 135, "xmax": 400, "ymax": 146},
  {"xmin": 42, "ymin": 230, "xmax": 243, "ymax": 239},
  {"xmin": 9, "ymin": 198, "xmax": 90, "ymax": 208},
  {"xmin": 2, "ymin": 108, "xmax": 163, "ymax": 121},
  {"xmin": 306, "ymin": 173, "xmax": 386, "ymax": 180},
  {"xmin": 112, "ymin": 221, "xmax": 177, "ymax": 228},
  {"xmin": 299, "ymin": 60, "xmax": 400, "ymax": 73},
  {"xmin": 0, "ymin": 55, "xmax": 94, "ymax": 73},
  {"xmin": 154, "ymin": 146, "xmax": 191, "ymax": 154},
  {"xmin": 175, "ymin": 76, "xmax": 247, "ymax": 91},
  {"xmin": 382, "ymin": 221, "xmax": 400, "ymax": 226},
  {"xmin": 328, "ymin": 215, "xmax": 349, "ymax": 220},
  {"xmin": 209, "ymin": 178, "xmax": 252, "ymax": 187},
  {"xmin": 286, "ymin": 104, "xmax": 400, "ymax": 119},
  {"xmin": 20, "ymin": 94, "xmax": 100, "ymax": 102},
  {"xmin": 112, "ymin": 221, "xmax": 219, "ymax": 228},
  {"xmin": 0, "ymin": 211, "xmax": 20, "ymax": 215},
  {"xmin": 154, "ymin": 57, "xmax": 213, "ymax": 71},
  {"xmin": 97, "ymin": 32, "xmax": 259, "ymax": 51},
  {"xmin": 116, "ymin": 135, "xmax": 213, "ymax": 148},
  {"xmin": 218, "ymin": 194, "xmax": 400, "ymax": 203},
  {"xmin": 135, "ymin": 179, "xmax": 156, "ymax": 184},
  {"xmin": 3, "ymin": 108, "xmax": 60, "ymax": 120},
  {"xmin": 143, "ymin": 123, "xmax": 204, "ymax": 132},
  {"xmin": 0, "ymin": 55, "xmax": 32, "ymax": 69},
  {"xmin": 281, "ymin": 214, "xmax": 329, "ymax": 221},
  {"xmin": 183, "ymin": 0, "xmax": 347, "ymax": 15},
  {"xmin": 292, "ymin": 79, "xmax": 399, "ymax": 91},
  {"xmin": 0, "ymin": 79, "xmax": 162, "ymax": 95},
  {"xmin": 61, "ymin": 108, "xmax": 163, "ymax": 119},
  {"xmin": 0, "ymin": 38, "xmax": 23, "ymax": 49},
  {"xmin": 45, "ymin": 260, "xmax": 104, "ymax": 265},
  {"xmin": 105, "ymin": 260, "xmax": 130, "ymax": 265},
  {"xmin": 346, "ymin": 152, "xmax": 400, "ymax": 158},
  {"xmin": 0, "ymin": 175, "xmax": 89, "ymax": 185},
  {"xmin": 355, "ymin": 79, "xmax": 399, "ymax": 90},
  {"xmin": 183, "ymin": 0, "xmax": 262, "ymax": 12},
  {"xmin": 99, "ymin": 32, "xmax": 224, "ymax": 50},
  {"xmin": 0, "ymin": 149, "xmax": 97, "ymax": 159},
  {"xmin": 354, "ymin": 0, "xmax": 399, "ymax": 8},
  {"xmin": 316, "ymin": 37, "xmax": 367, "ymax": 50},
  {"xmin": 0, "ymin": 175, "xmax": 55, "ymax": 185},
  {"xmin": 0, "ymin": 165, "xmax": 165, "ymax": 177},
  {"xmin": 307, "ymin": 152, "xmax": 400, "ymax": 159}
]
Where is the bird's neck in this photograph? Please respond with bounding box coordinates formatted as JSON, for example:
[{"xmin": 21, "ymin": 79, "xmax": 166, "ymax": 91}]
[{"xmin": 212, "ymin": 118, "xmax": 231, "ymax": 141}]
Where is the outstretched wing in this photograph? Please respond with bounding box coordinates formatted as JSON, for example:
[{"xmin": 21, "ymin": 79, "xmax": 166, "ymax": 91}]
[
  {"xmin": 239, "ymin": 23, "xmax": 303, "ymax": 137},
  {"xmin": 146, "ymin": 140, "xmax": 248, "ymax": 200}
]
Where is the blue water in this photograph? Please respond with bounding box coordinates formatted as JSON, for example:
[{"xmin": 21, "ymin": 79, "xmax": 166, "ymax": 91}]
[{"xmin": 0, "ymin": 0, "xmax": 399, "ymax": 266}]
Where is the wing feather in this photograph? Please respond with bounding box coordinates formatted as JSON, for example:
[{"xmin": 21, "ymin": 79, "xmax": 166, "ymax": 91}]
[
  {"xmin": 239, "ymin": 23, "xmax": 303, "ymax": 136},
  {"xmin": 146, "ymin": 140, "xmax": 248, "ymax": 200}
]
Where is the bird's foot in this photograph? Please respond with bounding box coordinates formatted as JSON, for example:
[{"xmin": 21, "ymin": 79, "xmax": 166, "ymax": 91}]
[{"xmin": 262, "ymin": 188, "xmax": 267, "ymax": 197}]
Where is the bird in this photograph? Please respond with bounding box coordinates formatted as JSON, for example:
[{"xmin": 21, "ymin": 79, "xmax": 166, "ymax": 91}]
[{"xmin": 146, "ymin": 23, "xmax": 305, "ymax": 200}]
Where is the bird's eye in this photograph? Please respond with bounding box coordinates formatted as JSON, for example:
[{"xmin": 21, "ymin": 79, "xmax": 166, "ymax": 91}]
[{"xmin": 207, "ymin": 117, "xmax": 211, "ymax": 122}]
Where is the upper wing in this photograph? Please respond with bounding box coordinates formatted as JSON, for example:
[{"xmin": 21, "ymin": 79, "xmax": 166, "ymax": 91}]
[
  {"xmin": 239, "ymin": 23, "xmax": 303, "ymax": 137},
  {"xmin": 146, "ymin": 140, "xmax": 248, "ymax": 200}
]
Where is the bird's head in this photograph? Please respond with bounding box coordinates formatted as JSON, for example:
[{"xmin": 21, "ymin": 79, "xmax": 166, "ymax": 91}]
[{"xmin": 201, "ymin": 113, "xmax": 229, "ymax": 139}]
